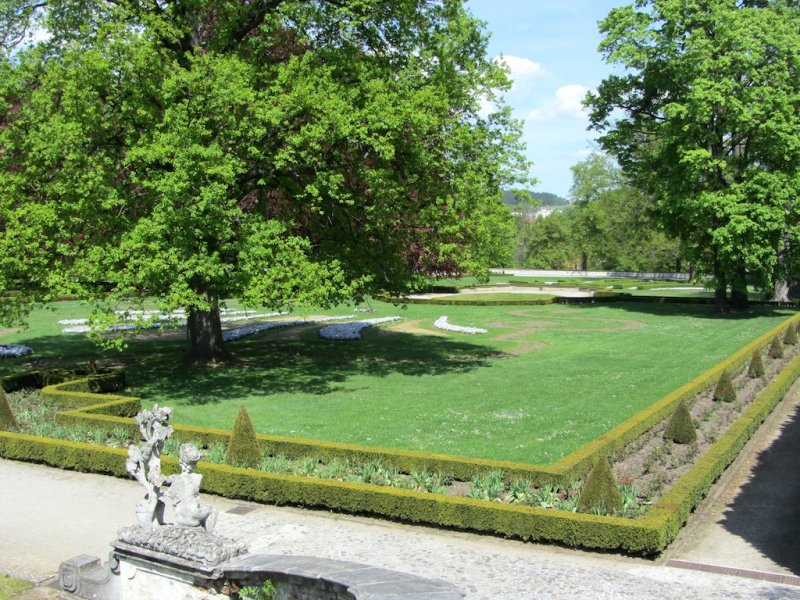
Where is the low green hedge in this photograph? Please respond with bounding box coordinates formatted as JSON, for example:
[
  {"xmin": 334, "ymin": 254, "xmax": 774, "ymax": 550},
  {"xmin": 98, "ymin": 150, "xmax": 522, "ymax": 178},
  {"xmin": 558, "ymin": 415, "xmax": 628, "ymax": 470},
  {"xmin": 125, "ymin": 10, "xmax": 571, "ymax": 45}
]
[{"xmin": 2, "ymin": 313, "xmax": 800, "ymax": 554}]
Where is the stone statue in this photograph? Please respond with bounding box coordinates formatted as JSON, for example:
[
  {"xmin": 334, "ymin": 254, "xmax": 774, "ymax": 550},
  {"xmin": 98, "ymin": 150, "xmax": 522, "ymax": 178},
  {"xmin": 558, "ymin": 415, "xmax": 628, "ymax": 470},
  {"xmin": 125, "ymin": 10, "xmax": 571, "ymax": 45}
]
[
  {"xmin": 119, "ymin": 406, "xmax": 246, "ymax": 566},
  {"xmin": 164, "ymin": 444, "xmax": 218, "ymax": 532},
  {"xmin": 125, "ymin": 404, "xmax": 173, "ymax": 529}
]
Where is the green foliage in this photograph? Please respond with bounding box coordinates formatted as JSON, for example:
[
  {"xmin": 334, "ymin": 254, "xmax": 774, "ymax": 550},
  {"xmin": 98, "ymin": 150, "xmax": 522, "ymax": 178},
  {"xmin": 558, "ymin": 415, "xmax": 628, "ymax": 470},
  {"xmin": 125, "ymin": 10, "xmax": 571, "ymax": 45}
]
[
  {"xmin": 663, "ymin": 402, "xmax": 696, "ymax": 445},
  {"xmin": 576, "ymin": 459, "xmax": 623, "ymax": 515},
  {"xmin": 239, "ymin": 581, "xmax": 275, "ymax": 600},
  {"xmin": 747, "ymin": 350, "xmax": 765, "ymax": 379},
  {"xmin": 769, "ymin": 335, "xmax": 785, "ymax": 359},
  {"xmin": 517, "ymin": 153, "xmax": 680, "ymax": 272},
  {"xmin": 784, "ymin": 325, "xmax": 798, "ymax": 346},
  {"xmin": 0, "ymin": 387, "xmax": 18, "ymax": 432},
  {"xmin": 225, "ymin": 406, "xmax": 261, "ymax": 468},
  {"xmin": 587, "ymin": 1, "xmax": 800, "ymax": 305},
  {"xmin": 0, "ymin": 0, "xmax": 529, "ymax": 358},
  {"xmin": 713, "ymin": 370, "xmax": 736, "ymax": 403}
]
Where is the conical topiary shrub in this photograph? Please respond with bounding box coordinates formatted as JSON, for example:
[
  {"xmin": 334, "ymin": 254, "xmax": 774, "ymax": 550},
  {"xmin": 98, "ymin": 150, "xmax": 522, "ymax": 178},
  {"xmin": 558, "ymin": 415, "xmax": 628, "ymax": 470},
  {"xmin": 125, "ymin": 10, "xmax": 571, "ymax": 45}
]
[
  {"xmin": 577, "ymin": 458, "xmax": 623, "ymax": 515},
  {"xmin": 0, "ymin": 387, "xmax": 18, "ymax": 432},
  {"xmin": 747, "ymin": 349, "xmax": 765, "ymax": 379},
  {"xmin": 663, "ymin": 402, "xmax": 697, "ymax": 444},
  {"xmin": 713, "ymin": 369, "xmax": 736, "ymax": 403},
  {"xmin": 225, "ymin": 406, "xmax": 262, "ymax": 468},
  {"xmin": 784, "ymin": 325, "xmax": 798, "ymax": 346},
  {"xmin": 768, "ymin": 335, "xmax": 784, "ymax": 359}
]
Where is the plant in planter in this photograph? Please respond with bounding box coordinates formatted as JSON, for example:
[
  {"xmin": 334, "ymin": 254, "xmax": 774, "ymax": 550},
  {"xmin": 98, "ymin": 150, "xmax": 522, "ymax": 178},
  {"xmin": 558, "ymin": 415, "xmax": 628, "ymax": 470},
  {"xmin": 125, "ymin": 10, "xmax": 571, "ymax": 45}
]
[
  {"xmin": 747, "ymin": 349, "xmax": 765, "ymax": 379},
  {"xmin": 663, "ymin": 401, "xmax": 697, "ymax": 444},
  {"xmin": 225, "ymin": 406, "xmax": 262, "ymax": 468},
  {"xmin": 769, "ymin": 335, "xmax": 784, "ymax": 359},
  {"xmin": 0, "ymin": 387, "xmax": 18, "ymax": 432},
  {"xmin": 713, "ymin": 369, "xmax": 736, "ymax": 403},
  {"xmin": 577, "ymin": 458, "xmax": 622, "ymax": 515}
]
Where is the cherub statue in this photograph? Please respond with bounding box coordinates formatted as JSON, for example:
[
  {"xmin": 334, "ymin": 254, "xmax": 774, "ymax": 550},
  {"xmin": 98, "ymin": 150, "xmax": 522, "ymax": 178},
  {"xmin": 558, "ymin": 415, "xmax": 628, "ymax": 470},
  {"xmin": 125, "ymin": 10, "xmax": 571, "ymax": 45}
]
[
  {"xmin": 164, "ymin": 444, "xmax": 218, "ymax": 532},
  {"xmin": 125, "ymin": 404, "xmax": 173, "ymax": 528}
]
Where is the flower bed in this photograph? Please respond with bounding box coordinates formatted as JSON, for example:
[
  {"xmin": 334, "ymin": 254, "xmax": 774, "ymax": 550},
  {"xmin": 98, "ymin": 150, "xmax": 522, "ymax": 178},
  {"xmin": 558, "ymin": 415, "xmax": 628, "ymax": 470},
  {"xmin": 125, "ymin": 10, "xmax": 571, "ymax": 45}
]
[
  {"xmin": 318, "ymin": 317, "xmax": 401, "ymax": 340},
  {"xmin": 0, "ymin": 344, "xmax": 33, "ymax": 358},
  {"xmin": 432, "ymin": 316, "xmax": 487, "ymax": 335}
]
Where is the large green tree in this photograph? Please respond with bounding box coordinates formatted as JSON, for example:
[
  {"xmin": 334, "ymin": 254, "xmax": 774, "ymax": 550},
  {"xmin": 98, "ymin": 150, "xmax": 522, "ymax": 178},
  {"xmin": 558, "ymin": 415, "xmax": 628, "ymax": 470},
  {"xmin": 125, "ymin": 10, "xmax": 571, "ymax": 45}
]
[
  {"xmin": 587, "ymin": 0, "xmax": 800, "ymax": 310},
  {"xmin": 0, "ymin": 0, "xmax": 527, "ymax": 360}
]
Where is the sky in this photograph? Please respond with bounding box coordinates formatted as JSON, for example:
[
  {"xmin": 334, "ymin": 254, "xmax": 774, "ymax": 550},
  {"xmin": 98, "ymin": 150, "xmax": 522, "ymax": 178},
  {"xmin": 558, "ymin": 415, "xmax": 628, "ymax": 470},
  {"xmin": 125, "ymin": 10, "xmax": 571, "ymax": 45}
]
[{"xmin": 466, "ymin": 0, "xmax": 628, "ymax": 198}]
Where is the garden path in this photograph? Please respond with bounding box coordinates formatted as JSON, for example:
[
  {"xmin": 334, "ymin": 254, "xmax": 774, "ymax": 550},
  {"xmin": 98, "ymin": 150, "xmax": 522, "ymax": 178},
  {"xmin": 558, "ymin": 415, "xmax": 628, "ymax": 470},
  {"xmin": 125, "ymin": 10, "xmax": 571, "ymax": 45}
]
[{"xmin": 2, "ymin": 444, "xmax": 800, "ymax": 599}]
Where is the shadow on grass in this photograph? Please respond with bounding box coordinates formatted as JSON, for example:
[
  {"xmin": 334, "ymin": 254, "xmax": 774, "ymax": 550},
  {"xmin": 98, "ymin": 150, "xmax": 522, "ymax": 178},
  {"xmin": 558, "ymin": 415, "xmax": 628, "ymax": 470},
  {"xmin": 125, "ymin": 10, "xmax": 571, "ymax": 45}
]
[
  {"xmin": 44, "ymin": 327, "xmax": 499, "ymax": 406},
  {"xmin": 567, "ymin": 300, "xmax": 794, "ymax": 321},
  {"xmin": 719, "ymin": 403, "xmax": 800, "ymax": 574}
]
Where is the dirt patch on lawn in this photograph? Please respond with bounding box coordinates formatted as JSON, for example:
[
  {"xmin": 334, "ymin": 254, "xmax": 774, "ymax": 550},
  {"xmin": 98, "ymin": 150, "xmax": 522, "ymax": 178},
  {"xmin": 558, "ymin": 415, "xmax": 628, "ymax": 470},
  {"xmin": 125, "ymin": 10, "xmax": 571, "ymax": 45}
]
[{"xmin": 380, "ymin": 320, "xmax": 447, "ymax": 337}]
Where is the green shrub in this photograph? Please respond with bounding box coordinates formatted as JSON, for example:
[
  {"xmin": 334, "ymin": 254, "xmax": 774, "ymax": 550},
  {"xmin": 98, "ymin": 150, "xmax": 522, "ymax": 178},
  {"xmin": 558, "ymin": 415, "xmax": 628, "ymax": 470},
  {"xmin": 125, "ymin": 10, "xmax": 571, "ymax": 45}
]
[
  {"xmin": 225, "ymin": 406, "xmax": 261, "ymax": 468},
  {"xmin": 87, "ymin": 370, "xmax": 127, "ymax": 393},
  {"xmin": 769, "ymin": 335, "xmax": 784, "ymax": 359},
  {"xmin": 784, "ymin": 325, "xmax": 798, "ymax": 346},
  {"xmin": 747, "ymin": 350, "xmax": 765, "ymax": 379},
  {"xmin": 0, "ymin": 388, "xmax": 18, "ymax": 432},
  {"xmin": 663, "ymin": 402, "xmax": 696, "ymax": 444},
  {"xmin": 577, "ymin": 459, "xmax": 623, "ymax": 515},
  {"xmin": 713, "ymin": 369, "xmax": 736, "ymax": 403}
]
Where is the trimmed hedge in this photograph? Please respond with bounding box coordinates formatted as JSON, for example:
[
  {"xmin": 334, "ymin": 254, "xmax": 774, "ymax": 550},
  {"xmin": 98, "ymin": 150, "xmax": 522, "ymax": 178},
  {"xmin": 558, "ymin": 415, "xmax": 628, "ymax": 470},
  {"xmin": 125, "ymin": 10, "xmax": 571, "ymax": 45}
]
[{"xmin": 2, "ymin": 313, "xmax": 800, "ymax": 554}]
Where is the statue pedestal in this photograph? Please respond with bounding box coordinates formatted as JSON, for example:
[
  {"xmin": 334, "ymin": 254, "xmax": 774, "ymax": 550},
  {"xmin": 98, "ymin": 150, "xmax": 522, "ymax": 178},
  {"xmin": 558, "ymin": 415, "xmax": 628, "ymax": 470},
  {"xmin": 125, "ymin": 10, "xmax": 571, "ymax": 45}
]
[{"xmin": 111, "ymin": 541, "xmax": 229, "ymax": 600}]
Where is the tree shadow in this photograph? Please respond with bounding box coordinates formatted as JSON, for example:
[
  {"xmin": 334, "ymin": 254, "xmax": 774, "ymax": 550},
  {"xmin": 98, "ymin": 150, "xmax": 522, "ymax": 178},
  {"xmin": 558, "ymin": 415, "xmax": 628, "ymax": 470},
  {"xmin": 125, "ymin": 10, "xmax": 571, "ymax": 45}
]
[
  {"xmin": 563, "ymin": 299, "xmax": 793, "ymax": 320},
  {"xmin": 108, "ymin": 327, "xmax": 500, "ymax": 406},
  {"xmin": 719, "ymin": 403, "xmax": 800, "ymax": 574}
]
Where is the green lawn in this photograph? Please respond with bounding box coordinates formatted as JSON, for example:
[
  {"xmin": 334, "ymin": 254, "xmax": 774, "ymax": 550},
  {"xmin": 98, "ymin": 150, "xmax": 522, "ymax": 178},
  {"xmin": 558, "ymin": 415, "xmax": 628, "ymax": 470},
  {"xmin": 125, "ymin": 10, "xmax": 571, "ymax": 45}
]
[{"xmin": 1, "ymin": 298, "xmax": 794, "ymax": 464}]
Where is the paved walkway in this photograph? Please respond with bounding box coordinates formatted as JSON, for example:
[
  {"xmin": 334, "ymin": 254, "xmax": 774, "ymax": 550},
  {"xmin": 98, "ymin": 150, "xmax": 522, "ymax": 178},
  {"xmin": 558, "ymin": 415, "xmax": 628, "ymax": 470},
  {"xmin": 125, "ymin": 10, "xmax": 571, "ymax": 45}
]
[{"xmin": 1, "ymin": 454, "xmax": 799, "ymax": 599}]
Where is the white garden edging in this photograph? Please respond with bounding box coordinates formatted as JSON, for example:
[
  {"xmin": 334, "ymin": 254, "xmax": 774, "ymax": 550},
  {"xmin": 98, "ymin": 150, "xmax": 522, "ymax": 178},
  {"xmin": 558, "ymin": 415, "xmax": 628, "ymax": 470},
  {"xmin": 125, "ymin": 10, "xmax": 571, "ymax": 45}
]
[{"xmin": 433, "ymin": 316, "xmax": 487, "ymax": 335}]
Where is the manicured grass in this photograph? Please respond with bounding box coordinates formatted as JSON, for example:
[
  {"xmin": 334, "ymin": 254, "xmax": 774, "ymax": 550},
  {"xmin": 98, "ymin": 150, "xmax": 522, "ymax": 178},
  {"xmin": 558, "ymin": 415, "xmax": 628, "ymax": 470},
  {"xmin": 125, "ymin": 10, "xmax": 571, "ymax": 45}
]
[
  {"xmin": 1, "ymin": 298, "xmax": 794, "ymax": 464},
  {"xmin": 0, "ymin": 575, "xmax": 33, "ymax": 599}
]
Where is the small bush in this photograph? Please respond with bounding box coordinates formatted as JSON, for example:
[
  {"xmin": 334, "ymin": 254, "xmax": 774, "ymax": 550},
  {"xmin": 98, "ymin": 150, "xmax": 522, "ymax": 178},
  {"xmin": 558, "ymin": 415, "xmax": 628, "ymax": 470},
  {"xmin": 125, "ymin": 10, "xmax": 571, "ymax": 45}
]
[
  {"xmin": 769, "ymin": 335, "xmax": 784, "ymax": 359},
  {"xmin": 577, "ymin": 458, "xmax": 623, "ymax": 515},
  {"xmin": 747, "ymin": 350, "xmax": 765, "ymax": 379},
  {"xmin": 225, "ymin": 406, "xmax": 262, "ymax": 468},
  {"xmin": 713, "ymin": 369, "xmax": 736, "ymax": 403},
  {"xmin": 784, "ymin": 325, "xmax": 798, "ymax": 346},
  {"xmin": 0, "ymin": 388, "xmax": 18, "ymax": 432},
  {"xmin": 663, "ymin": 402, "xmax": 697, "ymax": 444}
]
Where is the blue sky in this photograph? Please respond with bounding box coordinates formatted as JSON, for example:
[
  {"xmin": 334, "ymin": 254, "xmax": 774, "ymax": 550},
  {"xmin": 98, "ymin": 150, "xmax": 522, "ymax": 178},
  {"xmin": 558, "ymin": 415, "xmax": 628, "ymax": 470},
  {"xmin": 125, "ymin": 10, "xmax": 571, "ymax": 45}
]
[{"xmin": 467, "ymin": 0, "xmax": 628, "ymax": 197}]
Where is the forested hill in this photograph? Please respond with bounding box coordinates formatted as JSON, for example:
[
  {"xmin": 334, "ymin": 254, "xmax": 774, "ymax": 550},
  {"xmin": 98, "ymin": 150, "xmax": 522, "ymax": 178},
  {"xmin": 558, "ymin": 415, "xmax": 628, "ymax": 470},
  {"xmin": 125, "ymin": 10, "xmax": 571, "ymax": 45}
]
[{"xmin": 502, "ymin": 191, "xmax": 569, "ymax": 207}]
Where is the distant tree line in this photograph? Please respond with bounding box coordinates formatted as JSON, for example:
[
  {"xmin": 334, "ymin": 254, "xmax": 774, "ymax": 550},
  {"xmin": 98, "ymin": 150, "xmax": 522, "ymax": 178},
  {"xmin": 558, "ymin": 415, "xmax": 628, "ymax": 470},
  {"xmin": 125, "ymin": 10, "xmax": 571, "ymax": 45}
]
[{"xmin": 514, "ymin": 154, "xmax": 682, "ymax": 273}]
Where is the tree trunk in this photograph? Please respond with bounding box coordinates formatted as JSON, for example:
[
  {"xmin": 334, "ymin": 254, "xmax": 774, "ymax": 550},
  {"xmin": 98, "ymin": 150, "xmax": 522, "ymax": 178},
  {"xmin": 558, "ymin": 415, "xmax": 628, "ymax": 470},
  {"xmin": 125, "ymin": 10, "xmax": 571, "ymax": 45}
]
[
  {"xmin": 713, "ymin": 255, "xmax": 728, "ymax": 313},
  {"xmin": 187, "ymin": 295, "xmax": 228, "ymax": 364},
  {"xmin": 580, "ymin": 252, "xmax": 588, "ymax": 272},
  {"xmin": 730, "ymin": 262, "xmax": 748, "ymax": 309},
  {"xmin": 675, "ymin": 256, "xmax": 682, "ymax": 273}
]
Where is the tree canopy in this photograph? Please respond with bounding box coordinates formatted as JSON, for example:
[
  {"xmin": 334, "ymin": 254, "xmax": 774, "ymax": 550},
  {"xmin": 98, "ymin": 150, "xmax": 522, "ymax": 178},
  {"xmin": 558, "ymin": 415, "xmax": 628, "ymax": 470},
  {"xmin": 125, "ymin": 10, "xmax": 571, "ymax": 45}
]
[
  {"xmin": 0, "ymin": 0, "xmax": 528, "ymax": 360},
  {"xmin": 587, "ymin": 0, "xmax": 800, "ymax": 309},
  {"xmin": 517, "ymin": 153, "xmax": 680, "ymax": 272}
]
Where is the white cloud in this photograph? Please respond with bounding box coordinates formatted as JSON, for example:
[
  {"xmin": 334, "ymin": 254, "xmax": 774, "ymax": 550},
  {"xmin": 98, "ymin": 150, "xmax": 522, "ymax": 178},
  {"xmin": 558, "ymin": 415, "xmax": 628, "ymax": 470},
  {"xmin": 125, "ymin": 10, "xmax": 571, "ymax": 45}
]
[
  {"xmin": 527, "ymin": 84, "xmax": 591, "ymax": 121},
  {"xmin": 494, "ymin": 55, "xmax": 546, "ymax": 92},
  {"xmin": 554, "ymin": 84, "xmax": 589, "ymax": 119}
]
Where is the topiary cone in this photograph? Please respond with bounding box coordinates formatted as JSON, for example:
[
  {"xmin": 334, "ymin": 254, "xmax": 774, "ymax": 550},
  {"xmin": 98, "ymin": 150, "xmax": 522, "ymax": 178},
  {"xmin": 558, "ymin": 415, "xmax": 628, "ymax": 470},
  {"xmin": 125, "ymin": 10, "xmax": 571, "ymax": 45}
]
[
  {"xmin": 0, "ymin": 387, "xmax": 19, "ymax": 432},
  {"xmin": 769, "ymin": 335, "xmax": 784, "ymax": 359},
  {"xmin": 663, "ymin": 401, "xmax": 697, "ymax": 444},
  {"xmin": 784, "ymin": 325, "xmax": 798, "ymax": 346},
  {"xmin": 747, "ymin": 349, "xmax": 765, "ymax": 379},
  {"xmin": 225, "ymin": 406, "xmax": 262, "ymax": 468},
  {"xmin": 713, "ymin": 369, "xmax": 736, "ymax": 403},
  {"xmin": 577, "ymin": 458, "xmax": 623, "ymax": 515}
]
